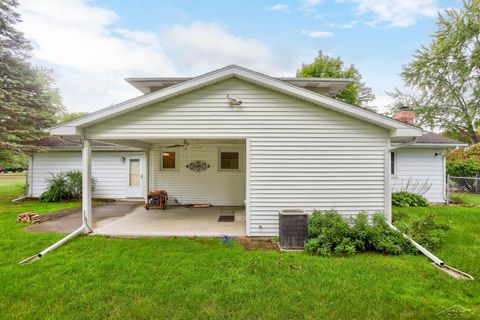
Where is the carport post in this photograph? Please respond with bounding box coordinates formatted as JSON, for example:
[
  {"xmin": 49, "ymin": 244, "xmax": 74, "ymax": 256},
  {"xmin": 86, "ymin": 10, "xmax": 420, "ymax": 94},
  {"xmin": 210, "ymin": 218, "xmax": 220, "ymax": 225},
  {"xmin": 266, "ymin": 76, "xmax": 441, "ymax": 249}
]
[{"xmin": 82, "ymin": 139, "xmax": 92, "ymax": 233}]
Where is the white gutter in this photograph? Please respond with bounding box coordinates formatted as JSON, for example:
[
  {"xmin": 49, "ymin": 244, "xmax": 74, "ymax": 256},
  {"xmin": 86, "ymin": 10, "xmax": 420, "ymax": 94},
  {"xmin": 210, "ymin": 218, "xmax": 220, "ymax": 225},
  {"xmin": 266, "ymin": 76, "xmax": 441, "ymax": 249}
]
[{"xmin": 389, "ymin": 137, "xmax": 418, "ymax": 151}]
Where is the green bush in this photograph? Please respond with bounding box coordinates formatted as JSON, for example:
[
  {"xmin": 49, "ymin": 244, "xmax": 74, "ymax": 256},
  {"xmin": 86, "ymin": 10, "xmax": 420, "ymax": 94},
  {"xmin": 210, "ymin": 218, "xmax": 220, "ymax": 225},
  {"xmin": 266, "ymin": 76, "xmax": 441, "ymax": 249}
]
[
  {"xmin": 39, "ymin": 170, "xmax": 96, "ymax": 202},
  {"xmin": 304, "ymin": 210, "xmax": 416, "ymax": 256},
  {"xmin": 392, "ymin": 191, "xmax": 429, "ymax": 207},
  {"xmin": 394, "ymin": 213, "xmax": 450, "ymax": 250},
  {"xmin": 448, "ymin": 193, "xmax": 466, "ymax": 204},
  {"xmin": 447, "ymin": 159, "xmax": 480, "ymax": 177}
]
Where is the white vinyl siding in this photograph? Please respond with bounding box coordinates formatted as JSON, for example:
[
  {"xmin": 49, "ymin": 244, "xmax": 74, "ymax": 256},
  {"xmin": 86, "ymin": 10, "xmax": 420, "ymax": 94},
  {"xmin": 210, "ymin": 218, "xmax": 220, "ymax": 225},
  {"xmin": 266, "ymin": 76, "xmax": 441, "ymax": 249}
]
[
  {"xmin": 86, "ymin": 78, "xmax": 389, "ymax": 236},
  {"xmin": 150, "ymin": 144, "xmax": 245, "ymax": 206},
  {"xmin": 248, "ymin": 138, "xmax": 387, "ymax": 235},
  {"xmin": 392, "ymin": 147, "xmax": 446, "ymax": 204},
  {"xmin": 31, "ymin": 151, "xmax": 144, "ymax": 199}
]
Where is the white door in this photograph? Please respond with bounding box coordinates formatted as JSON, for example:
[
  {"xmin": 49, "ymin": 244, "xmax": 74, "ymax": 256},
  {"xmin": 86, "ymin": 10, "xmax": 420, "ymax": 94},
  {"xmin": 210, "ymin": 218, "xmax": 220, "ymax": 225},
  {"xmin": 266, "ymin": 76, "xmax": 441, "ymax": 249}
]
[{"xmin": 126, "ymin": 156, "xmax": 143, "ymax": 197}]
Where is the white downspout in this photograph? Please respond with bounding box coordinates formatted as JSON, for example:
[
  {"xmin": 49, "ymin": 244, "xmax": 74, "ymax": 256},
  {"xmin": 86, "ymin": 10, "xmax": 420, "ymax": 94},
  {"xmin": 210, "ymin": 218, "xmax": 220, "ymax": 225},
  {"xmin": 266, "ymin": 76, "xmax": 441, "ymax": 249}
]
[
  {"xmin": 19, "ymin": 139, "xmax": 93, "ymax": 264},
  {"xmin": 388, "ymin": 223, "xmax": 473, "ymax": 279},
  {"xmin": 82, "ymin": 139, "xmax": 93, "ymax": 232}
]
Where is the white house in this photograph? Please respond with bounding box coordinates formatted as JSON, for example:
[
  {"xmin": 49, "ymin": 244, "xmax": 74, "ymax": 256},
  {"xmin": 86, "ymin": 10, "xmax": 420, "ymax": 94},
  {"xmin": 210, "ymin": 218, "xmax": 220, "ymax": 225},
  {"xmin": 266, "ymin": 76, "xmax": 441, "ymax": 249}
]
[{"xmin": 28, "ymin": 65, "xmax": 464, "ymax": 237}]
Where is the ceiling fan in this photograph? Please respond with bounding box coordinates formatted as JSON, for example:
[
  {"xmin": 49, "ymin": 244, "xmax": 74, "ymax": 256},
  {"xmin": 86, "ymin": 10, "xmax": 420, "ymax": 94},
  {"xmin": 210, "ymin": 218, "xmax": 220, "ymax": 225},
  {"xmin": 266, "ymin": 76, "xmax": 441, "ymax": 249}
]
[{"xmin": 165, "ymin": 139, "xmax": 201, "ymax": 150}]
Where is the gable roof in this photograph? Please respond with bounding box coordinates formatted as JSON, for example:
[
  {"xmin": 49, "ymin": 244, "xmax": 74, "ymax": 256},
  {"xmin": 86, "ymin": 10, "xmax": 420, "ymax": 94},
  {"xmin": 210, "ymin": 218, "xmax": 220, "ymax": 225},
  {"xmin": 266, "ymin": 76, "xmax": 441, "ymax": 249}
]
[{"xmin": 50, "ymin": 65, "xmax": 422, "ymax": 138}]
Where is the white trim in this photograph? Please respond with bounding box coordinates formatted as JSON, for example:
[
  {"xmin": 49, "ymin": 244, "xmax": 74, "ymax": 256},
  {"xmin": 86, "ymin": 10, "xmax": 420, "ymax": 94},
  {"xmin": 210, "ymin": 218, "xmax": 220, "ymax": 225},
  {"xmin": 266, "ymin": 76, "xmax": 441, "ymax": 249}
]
[
  {"xmin": 50, "ymin": 65, "xmax": 421, "ymax": 138},
  {"xmin": 384, "ymin": 144, "xmax": 392, "ymax": 223},
  {"xmin": 245, "ymin": 138, "xmax": 251, "ymax": 236},
  {"xmin": 125, "ymin": 156, "xmax": 144, "ymax": 197},
  {"xmin": 392, "ymin": 143, "xmax": 467, "ymax": 148},
  {"xmin": 28, "ymin": 155, "xmax": 33, "ymax": 196},
  {"xmin": 144, "ymin": 151, "xmax": 149, "ymax": 198},
  {"xmin": 82, "ymin": 139, "xmax": 92, "ymax": 232}
]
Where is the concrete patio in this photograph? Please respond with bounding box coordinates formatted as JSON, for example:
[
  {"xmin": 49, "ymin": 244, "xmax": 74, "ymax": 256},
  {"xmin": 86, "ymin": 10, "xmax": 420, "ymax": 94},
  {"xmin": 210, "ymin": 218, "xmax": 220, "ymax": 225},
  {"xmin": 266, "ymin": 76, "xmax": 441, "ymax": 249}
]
[
  {"xmin": 26, "ymin": 202, "xmax": 139, "ymax": 233},
  {"xmin": 93, "ymin": 205, "xmax": 246, "ymax": 237}
]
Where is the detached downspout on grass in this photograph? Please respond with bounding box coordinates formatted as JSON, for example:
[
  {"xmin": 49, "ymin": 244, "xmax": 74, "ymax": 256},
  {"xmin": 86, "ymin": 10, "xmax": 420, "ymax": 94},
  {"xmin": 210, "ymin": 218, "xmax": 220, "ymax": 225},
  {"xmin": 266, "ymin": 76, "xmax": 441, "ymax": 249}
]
[
  {"xmin": 388, "ymin": 223, "xmax": 473, "ymax": 280},
  {"xmin": 20, "ymin": 139, "xmax": 94, "ymax": 265},
  {"xmin": 19, "ymin": 226, "xmax": 85, "ymax": 264}
]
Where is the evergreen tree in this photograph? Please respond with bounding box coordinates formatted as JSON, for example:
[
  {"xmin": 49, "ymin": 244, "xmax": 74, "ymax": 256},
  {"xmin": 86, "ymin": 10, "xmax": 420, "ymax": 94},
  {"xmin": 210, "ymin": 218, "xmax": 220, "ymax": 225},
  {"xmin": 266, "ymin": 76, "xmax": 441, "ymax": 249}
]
[{"xmin": 0, "ymin": 0, "xmax": 64, "ymax": 165}]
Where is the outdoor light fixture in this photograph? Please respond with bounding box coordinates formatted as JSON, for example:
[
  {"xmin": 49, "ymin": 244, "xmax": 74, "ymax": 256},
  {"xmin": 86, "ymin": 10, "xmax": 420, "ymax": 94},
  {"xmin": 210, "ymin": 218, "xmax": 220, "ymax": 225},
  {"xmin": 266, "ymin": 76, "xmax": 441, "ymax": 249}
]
[
  {"xmin": 121, "ymin": 157, "xmax": 126, "ymax": 162},
  {"xmin": 227, "ymin": 94, "xmax": 242, "ymax": 106}
]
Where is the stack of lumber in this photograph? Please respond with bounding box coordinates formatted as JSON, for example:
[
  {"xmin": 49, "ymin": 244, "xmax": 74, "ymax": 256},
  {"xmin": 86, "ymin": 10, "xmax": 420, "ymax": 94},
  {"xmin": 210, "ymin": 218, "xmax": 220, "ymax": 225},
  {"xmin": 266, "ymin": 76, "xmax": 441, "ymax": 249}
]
[{"xmin": 17, "ymin": 212, "xmax": 40, "ymax": 223}]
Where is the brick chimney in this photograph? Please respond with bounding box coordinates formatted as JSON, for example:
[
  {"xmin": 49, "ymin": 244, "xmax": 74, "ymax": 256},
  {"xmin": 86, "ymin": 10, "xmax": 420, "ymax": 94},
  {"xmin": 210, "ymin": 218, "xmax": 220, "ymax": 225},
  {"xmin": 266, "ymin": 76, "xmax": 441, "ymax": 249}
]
[{"xmin": 393, "ymin": 106, "xmax": 415, "ymax": 125}]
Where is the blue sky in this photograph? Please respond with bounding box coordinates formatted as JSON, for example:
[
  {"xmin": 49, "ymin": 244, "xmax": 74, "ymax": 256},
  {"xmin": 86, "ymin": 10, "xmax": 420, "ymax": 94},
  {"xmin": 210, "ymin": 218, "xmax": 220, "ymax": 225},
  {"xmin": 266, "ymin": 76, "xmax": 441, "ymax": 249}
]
[{"xmin": 18, "ymin": 0, "xmax": 461, "ymax": 112}]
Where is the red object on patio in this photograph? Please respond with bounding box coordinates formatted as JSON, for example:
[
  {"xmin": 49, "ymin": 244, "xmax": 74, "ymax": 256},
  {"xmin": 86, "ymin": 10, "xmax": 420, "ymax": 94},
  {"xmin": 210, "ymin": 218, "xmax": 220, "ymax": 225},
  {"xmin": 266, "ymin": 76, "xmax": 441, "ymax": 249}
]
[{"xmin": 145, "ymin": 191, "xmax": 168, "ymax": 210}]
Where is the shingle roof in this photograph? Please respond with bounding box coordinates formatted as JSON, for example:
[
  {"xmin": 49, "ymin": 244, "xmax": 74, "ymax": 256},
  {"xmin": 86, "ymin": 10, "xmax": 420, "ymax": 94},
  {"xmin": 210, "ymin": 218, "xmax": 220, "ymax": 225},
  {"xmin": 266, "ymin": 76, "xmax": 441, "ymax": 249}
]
[{"xmin": 416, "ymin": 131, "xmax": 465, "ymax": 145}]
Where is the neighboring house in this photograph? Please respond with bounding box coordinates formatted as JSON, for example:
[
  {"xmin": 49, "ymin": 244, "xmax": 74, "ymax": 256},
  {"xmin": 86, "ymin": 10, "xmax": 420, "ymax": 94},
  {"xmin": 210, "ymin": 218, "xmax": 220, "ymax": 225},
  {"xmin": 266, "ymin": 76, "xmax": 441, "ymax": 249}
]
[{"xmin": 27, "ymin": 65, "xmax": 464, "ymax": 236}]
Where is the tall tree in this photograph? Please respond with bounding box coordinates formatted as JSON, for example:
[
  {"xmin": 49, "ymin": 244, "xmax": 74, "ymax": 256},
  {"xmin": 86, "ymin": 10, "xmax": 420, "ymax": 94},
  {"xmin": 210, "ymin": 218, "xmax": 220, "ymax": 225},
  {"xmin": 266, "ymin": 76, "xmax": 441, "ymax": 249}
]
[
  {"xmin": 57, "ymin": 112, "xmax": 88, "ymax": 125},
  {"xmin": 392, "ymin": 0, "xmax": 480, "ymax": 143},
  {"xmin": 0, "ymin": 0, "xmax": 64, "ymax": 164},
  {"xmin": 297, "ymin": 51, "xmax": 375, "ymax": 107}
]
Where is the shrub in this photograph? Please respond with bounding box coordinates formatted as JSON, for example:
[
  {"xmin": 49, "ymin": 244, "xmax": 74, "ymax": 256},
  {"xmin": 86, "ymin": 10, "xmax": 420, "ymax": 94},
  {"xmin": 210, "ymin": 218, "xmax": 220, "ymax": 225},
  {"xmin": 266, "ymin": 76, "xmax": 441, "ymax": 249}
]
[
  {"xmin": 39, "ymin": 170, "xmax": 96, "ymax": 202},
  {"xmin": 392, "ymin": 191, "xmax": 429, "ymax": 207},
  {"xmin": 447, "ymin": 159, "xmax": 480, "ymax": 177},
  {"xmin": 449, "ymin": 193, "xmax": 466, "ymax": 204},
  {"xmin": 304, "ymin": 210, "xmax": 415, "ymax": 256},
  {"xmin": 394, "ymin": 213, "xmax": 450, "ymax": 250}
]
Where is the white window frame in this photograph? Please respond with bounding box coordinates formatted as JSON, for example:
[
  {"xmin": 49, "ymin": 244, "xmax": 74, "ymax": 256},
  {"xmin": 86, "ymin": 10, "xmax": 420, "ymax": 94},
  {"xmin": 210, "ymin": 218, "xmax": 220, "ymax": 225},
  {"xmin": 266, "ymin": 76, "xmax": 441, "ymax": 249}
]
[
  {"xmin": 390, "ymin": 151, "xmax": 397, "ymax": 176},
  {"xmin": 160, "ymin": 149, "xmax": 179, "ymax": 171},
  {"xmin": 218, "ymin": 149, "xmax": 241, "ymax": 172}
]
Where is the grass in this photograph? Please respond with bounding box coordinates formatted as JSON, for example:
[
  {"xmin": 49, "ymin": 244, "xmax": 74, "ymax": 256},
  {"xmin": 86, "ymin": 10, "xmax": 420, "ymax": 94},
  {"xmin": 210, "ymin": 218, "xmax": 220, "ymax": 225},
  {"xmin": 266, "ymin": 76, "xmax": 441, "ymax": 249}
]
[
  {"xmin": 0, "ymin": 178, "xmax": 479, "ymax": 319},
  {"xmin": 451, "ymin": 192, "xmax": 480, "ymax": 206}
]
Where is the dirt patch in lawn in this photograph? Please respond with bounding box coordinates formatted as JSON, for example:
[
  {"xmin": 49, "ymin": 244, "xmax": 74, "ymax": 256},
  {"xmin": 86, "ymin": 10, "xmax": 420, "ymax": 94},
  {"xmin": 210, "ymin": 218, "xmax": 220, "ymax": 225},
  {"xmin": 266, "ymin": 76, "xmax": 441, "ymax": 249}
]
[{"xmin": 238, "ymin": 237, "xmax": 278, "ymax": 251}]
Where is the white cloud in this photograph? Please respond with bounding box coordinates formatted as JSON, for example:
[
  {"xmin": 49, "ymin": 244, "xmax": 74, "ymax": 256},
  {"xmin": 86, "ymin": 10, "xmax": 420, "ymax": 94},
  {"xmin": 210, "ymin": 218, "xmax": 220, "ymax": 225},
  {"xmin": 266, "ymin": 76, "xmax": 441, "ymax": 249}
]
[
  {"xmin": 369, "ymin": 94, "xmax": 394, "ymax": 113},
  {"xmin": 346, "ymin": 0, "xmax": 439, "ymax": 27},
  {"xmin": 163, "ymin": 21, "xmax": 290, "ymax": 76},
  {"xmin": 302, "ymin": 30, "xmax": 334, "ymax": 38},
  {"xmin": 270, "ymin": 4, "xmax": 289, "ymax": 11},
  {"xmin": 18, "ymin": 0, "xmax": 177, "ymax": 111},
  {"xmin": 326, "ymin": 21, "xmax": 358, "ymax": 29},
  {"xmin": 300, "ymin": 0, "xmax": 322, "ymax": 14},
  {"xmin": 303, "ymin": 0, "xmax": 322, "ymax": 6},
  {"xmin": 18, "ymin": 0, "xmax": 294, "ymax": 112}
]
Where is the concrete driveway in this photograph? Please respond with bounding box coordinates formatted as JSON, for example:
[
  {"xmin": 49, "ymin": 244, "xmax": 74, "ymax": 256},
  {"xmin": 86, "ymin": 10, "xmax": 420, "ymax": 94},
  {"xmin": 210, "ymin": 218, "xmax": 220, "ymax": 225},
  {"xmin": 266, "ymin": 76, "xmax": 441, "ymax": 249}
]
[{"xmin": 26, "ymin": 202, "xmax": 141, "ymax": 233}]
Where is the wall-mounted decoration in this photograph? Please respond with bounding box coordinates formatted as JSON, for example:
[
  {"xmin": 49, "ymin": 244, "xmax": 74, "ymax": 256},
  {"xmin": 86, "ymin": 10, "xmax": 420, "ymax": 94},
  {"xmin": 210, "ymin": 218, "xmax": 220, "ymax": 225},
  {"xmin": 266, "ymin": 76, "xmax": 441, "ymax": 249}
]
[{"xmin": 186, "ymin": 160, "xmax": 211, "ymax": 172}]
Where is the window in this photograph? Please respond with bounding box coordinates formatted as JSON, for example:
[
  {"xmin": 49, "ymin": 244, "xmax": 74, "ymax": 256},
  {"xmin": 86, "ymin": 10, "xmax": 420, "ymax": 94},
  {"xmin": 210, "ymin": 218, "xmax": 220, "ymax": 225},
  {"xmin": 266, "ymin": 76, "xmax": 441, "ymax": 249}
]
[
  {"xmin": 161, "ymin": 151, "xmax": 176, "ymax": 170},
  {"xmin": 390, "ymin": 151, "xmax": 396, "ymax": 176},
  {"xmin": 129, "ymin": 159, "xmax": 140, "ymax": 186},
  {"xmin": 219, "ymin": 151, "xmax": 239, "ymax": 170}
]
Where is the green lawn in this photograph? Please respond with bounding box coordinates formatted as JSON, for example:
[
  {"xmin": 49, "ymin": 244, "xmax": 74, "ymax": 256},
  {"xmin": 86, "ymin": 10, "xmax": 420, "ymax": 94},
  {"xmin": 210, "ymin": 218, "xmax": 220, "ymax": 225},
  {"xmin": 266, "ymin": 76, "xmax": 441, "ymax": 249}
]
[
  {"xmin": 0, "ymin": 178, "xmax": 479, "ymax": 319},
  {"xmin": 452, "ymin": 192, "xmax": 480, "ymax": 206}
]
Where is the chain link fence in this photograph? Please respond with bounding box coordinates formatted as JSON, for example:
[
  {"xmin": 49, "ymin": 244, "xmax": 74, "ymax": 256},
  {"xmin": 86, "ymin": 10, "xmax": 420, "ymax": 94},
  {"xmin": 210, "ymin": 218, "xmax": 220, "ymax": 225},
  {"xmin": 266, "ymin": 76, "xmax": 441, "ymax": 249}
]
[{"xmin": 447, "ymin": 175, "xmax": 480, "ymax": 204}]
